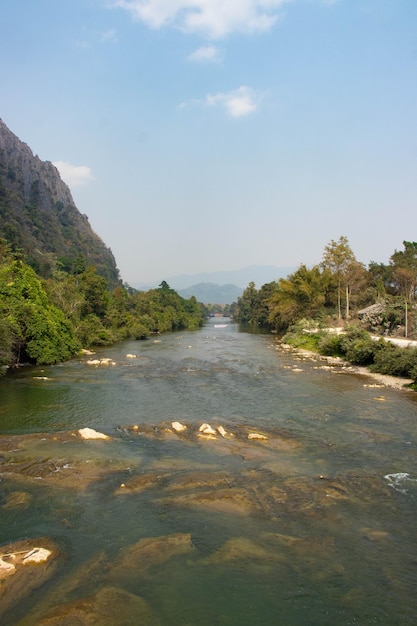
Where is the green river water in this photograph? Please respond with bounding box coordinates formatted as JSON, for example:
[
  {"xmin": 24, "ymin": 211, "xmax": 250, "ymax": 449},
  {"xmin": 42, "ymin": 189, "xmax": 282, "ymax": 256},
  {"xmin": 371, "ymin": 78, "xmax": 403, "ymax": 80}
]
[{"xmin": 1, "ymin": 319, "xmax": 417, "ymax": 625}]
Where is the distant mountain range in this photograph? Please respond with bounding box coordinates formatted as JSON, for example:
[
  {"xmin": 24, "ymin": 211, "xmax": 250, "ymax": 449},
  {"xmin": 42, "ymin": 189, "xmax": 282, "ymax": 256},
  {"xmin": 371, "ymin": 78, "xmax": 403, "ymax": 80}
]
[
  {"xmin": 177, "ymin": 282, "xmax": 243, "ymax": 305},
  {"xmin": 133, "ymin": 265, "xmax": 295, "ymax": 294}
]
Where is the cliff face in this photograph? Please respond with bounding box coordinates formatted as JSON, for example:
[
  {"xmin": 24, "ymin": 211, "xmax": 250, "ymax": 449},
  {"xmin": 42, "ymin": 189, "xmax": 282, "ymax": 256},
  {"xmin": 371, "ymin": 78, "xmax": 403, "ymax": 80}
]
[{"xmin": 0, "ymin": 119, "xmax": 120, "ymax": 287}]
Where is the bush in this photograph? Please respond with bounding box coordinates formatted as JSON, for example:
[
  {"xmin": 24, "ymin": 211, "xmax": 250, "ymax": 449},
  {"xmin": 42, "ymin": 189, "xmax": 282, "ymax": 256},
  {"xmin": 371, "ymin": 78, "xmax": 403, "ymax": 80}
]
[
  {"xmin": 369, "ymin": 343, "xmax": 417, "ymax": 379},
  {"xmin": 344, "ymin": 337, "xmax": 376, "ymax": 365},
  {"xmin": 318, "ymin": 333, "xmax": 344, "ymax": 357}
]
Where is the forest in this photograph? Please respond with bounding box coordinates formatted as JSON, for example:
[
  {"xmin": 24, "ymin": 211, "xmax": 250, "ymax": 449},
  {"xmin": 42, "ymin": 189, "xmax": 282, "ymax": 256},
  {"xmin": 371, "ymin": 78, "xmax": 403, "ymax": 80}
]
[{"xmin": 0, "ymin": 240, "xmax": 205, "ymax": 373}]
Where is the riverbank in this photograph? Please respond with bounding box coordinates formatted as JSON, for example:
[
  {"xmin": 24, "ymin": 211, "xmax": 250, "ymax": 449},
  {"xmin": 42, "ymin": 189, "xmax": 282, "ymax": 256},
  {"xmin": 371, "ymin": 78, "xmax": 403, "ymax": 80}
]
[{"xmin": 277, "ymin": 343, "xmax": 415, "ymax": 391}]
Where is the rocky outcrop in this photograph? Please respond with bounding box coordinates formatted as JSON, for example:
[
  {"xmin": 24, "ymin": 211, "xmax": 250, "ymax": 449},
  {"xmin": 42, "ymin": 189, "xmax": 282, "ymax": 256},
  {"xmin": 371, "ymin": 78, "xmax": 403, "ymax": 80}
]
[
  {"xmin": 0, "ymin": 538, "xmax": 60, "ymax": 621},
  {"xmin": 0, "ymin": 118, "xmax": 119, "ymax": 286}
]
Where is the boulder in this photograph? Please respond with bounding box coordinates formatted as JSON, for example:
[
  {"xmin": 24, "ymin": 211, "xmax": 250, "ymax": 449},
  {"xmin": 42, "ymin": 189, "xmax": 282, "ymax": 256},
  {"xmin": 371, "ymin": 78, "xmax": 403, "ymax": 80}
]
[{"xmin": 78, "ymin": 428, "xmax": 109, "ymax": 440}]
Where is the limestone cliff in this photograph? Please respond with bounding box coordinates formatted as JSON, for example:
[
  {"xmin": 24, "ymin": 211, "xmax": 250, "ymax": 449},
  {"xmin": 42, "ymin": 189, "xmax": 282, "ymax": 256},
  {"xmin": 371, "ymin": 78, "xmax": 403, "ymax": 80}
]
[{"xmin": 0, "ymin": 119, "xmax": 119, "ymax": 287}]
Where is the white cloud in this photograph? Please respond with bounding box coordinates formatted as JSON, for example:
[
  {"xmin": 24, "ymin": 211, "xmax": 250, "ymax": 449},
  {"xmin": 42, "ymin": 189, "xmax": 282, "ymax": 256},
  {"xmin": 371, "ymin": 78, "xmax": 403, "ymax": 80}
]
[
  {"xmin": 114, "ymin": 0, "xmax": 291, "ymax": 38},
  {"xmin": 205, "ymin": 86, "xmax": 262, "ymax": 118},
  {"xmin": 187, "ymin": 45, "xmax": 221, "ymax": 62},
  {"xmin": 100, "ymin": 29, "xmax": 119, "ymax": 43},
  {"xmin": 53, "ymin": 161, "xmax": 95, "ymax": 187}
]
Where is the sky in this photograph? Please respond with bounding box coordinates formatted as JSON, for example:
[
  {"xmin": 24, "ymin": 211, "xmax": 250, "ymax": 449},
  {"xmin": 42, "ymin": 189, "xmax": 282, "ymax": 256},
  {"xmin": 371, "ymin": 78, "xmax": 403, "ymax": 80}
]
[{"xmin": 1, "ymin": 0, "xmax": 416, "ymax": 286}]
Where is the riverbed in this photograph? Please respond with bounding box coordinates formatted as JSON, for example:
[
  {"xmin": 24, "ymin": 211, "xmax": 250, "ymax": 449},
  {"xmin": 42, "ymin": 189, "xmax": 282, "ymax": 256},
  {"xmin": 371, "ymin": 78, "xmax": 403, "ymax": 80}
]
[{"xmin": 1, "ymin": 319, "xmax": 417, "ymax": 625}]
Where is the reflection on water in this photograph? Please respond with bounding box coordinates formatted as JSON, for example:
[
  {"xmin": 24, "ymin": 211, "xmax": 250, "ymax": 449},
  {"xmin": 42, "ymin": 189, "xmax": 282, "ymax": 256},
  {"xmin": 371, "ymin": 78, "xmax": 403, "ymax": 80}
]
[{"xmin": 1, "ymin": 320, "xmax": 417, "ymax": 625}]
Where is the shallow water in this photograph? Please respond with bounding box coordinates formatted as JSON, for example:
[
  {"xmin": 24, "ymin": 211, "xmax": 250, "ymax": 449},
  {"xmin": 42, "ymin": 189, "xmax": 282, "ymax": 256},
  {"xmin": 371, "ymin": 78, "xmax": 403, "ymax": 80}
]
[{"xmin": 1, "ymin": 319, "xmax": 417, "ymax": 625}]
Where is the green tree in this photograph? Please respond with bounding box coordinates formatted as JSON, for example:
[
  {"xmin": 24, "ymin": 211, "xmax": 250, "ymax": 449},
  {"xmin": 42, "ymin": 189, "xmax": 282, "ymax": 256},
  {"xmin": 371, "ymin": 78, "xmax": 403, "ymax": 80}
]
[
  {"xmin": 269, "ymin": 265, "xmax": 326, "ymax": 330},
  {"xmin": 390, "ymin": 241, "xmax": 417, "ymax": 301},
  {"xmin": 321, "ymin": 236, "xmax": 356, "ymax": 319},
  {"xmin": 0, "ymin": 259, "xmax": 79, "ymax": 366},
  {"xmin": 236, "ymin": 282, "xmax": 259, "ymax": 323}
]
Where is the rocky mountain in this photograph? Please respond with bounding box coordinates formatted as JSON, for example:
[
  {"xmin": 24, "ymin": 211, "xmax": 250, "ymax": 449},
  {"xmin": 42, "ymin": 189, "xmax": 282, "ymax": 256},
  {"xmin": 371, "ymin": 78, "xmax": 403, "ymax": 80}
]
[
  {"xmin": 0, "ymin": 119, "xmax": 119, "ymax": 287},
  {"xmin": 178, "ymin": 282, "xmax": 243, "ymax": 305}
]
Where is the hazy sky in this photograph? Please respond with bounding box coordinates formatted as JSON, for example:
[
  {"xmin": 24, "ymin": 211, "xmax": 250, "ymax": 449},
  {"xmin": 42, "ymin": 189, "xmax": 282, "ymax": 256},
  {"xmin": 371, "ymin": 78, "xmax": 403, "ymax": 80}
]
[{"xmin": 1, "ymin": 0, "xmax": 416, "ymax": 285}]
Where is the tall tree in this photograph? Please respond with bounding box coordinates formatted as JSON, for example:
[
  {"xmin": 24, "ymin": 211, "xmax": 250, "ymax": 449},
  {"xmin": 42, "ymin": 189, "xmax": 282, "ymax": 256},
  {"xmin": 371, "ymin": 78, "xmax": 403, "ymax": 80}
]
[
  {"xmin": 321, "ymin": 236, "xmax": 356, "ymax": 319},
  {"xmin": 390, "ymin": 241, "xmax": 417, "ymax": 301},
  {"xmin": 268, "ymin": 265, "xmax": 326, "ymax": 330},
  {"xmin": 236, "ymin": 282, "xmax": 259, "ymax": 323}
]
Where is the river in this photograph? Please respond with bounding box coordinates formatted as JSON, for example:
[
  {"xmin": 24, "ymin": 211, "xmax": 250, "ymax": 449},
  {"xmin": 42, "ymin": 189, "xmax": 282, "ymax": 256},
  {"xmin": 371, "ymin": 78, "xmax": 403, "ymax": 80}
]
[{"xmin": 1, "ymin": 318, "xmax": 417, "ymax": 625}]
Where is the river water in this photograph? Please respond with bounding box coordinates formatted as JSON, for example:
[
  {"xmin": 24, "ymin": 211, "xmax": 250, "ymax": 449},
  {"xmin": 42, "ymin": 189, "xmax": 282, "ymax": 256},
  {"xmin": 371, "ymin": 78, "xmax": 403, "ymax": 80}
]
[{"xmin": 1, "ymin": 319, "xmax": 417, "ymax": 625}]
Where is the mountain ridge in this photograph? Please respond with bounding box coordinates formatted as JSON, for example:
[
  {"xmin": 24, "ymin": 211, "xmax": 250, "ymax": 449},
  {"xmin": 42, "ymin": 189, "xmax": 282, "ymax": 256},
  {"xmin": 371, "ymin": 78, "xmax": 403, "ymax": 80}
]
[
  {"xmin": 0, "ymin": 118, "xmax": 120, "ymax": 287},
  {"xmin": 133, "ymin": 265, "xmax": 295, "ymax": 292},
  {"xmin": 177, "ymin": 282, "xmax": 243, "ymax": 304}
]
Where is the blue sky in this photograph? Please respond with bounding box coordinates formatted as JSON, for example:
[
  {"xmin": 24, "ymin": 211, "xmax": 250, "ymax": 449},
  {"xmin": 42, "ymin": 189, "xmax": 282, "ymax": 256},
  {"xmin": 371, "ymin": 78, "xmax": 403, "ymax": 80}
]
[{"xmin": 1, "ymin": 0, "xmax": 416, "ymax": 285}]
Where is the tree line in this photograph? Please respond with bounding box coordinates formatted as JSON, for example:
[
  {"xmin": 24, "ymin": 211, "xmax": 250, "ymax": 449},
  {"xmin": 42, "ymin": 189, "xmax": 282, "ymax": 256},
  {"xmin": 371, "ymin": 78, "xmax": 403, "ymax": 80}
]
[
  {"xmin": 235, "ymin": 236, "xmax": 417, "ymax": 336},
  {"xmin": 234, "ymin": 237, "xmax": 417, "ymax": 386},
  {"xmin": 0, "ymin": 241, "xmax": 205, "ymax": 372}
]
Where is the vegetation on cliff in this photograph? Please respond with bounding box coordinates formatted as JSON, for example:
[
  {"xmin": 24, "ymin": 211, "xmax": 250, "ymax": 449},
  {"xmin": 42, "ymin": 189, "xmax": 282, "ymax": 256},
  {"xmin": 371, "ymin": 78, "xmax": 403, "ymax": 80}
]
[
  {"xmin": 0, "ymin": 120, "xmax": 205, "ymax": 372},
  {"xmin": 0, "ymin": 118, "xmax": 119, "ymax": 287}
]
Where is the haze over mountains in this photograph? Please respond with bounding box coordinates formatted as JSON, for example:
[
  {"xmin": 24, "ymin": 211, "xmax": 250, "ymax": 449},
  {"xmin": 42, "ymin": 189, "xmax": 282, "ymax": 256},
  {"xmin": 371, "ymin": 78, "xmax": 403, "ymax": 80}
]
[{"xmin": 133, "ymin": 266, "xmax": 295, "ymax": 303}]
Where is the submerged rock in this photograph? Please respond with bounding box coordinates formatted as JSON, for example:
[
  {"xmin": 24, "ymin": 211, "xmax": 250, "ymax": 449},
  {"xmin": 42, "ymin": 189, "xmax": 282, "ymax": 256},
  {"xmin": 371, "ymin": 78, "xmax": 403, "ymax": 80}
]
[
  {"xmin": 2, "ymin": 491, "xmax": 32, "ymax": 510},
  {"xmin": 0, "ymin": 538, "xmax": 60, "ymax": 620},
  {"xmin": 201, "ymin": 537, "xmax": 282, "ymax": 565},
  {"xmin": 158, "ymin": 487, "xmax": 259, "ymax": 517},
  {"xmin": 107, "ymin": 533, "xmax": 195, "ymax": 582},
  {"xmin": 114, "ymin": 472, "xmax": 169, "ymax": 495},
  {"xmin": 33, "ymin": 586, "xmax": 160, "ymax": 626}
]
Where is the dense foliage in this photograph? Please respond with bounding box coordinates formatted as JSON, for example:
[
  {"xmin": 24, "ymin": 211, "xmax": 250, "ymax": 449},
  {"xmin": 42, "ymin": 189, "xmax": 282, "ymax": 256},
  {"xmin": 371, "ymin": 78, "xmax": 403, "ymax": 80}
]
[
  {"xmin": 0, "ymin": 243, "xmax": 205, "ymax": 372},
  {"xmin": 282, "ymin": 323, "xmax": 417, "ymax": 387},
  {"xmin": 234, "ymin": 237, "xmax": 417, "ymax": 385},
  {"xmin": 235, "ymin": 237, "xmax": 417, "ymax": 339}
]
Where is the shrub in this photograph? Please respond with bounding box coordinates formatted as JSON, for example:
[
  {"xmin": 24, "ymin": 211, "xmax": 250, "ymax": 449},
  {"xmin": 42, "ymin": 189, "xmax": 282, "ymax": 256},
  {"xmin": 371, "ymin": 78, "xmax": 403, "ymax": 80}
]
[
  {"xmin": 370, "ymin": 344, "xmax": 417, "ymax": 379},
  {"xmin": 318, "ymin": 333, "xmax": 344, "ymax": 357}
]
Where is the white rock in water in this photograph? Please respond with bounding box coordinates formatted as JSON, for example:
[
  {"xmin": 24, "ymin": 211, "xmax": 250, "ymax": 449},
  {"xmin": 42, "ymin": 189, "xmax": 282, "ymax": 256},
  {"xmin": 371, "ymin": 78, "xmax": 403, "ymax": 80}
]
[
  {"xmin": 217, "ymin": 426, "xmax": 227, "ymax": 437},
  {"xmin": 126, "ymin": 354, "xmax": 137, "ymax": 358},
  {"xmin": 171, "ymin": 421, "xmax": 187, "ymax": 432},
  {"xmin": 86, "ymin": 359, "xmax": 101, "ymax": 366},
  {"xmin": 78, "ymin": 428, "xmax": 109, "ymax": 440},
  {"xmin": 199, "ymin": 423, "xmax": 216, "ymax": 435},
  {"xmin": 100, "ymin": 358, "xmax": 116, "ymax": 366},
  {"xmin": 0, "ymin": 558, "xmax": 16, "ymax": 577},
  {"xmin": 248, "ymin": 432, "xmax": 268, "ymax": 441},
  {"xmin": 22, "ymin": 548, "xmax": 51, "ymax": 564}
]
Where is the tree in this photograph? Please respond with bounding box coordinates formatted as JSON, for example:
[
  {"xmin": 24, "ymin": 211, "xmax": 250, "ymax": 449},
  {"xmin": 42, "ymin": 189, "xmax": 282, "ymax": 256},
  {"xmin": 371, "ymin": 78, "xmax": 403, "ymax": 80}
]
[
  {"xmin": 0, "ymin": 259, "xmax": 80, "ymax": 366},
  {"xmin": 321, "ymin": 236, "xmax": 356, "ymax": 319},
  {"xmin": 268, "ymin": 265, "xmax": 326, "ymax": 330},
  {"xmin": 235, "ymin": 282, "xmax": 259, "ymax": 323},
  {"xmin": 390, "ymin": 241, "xmax": 417, "ymax": 301}
]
